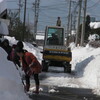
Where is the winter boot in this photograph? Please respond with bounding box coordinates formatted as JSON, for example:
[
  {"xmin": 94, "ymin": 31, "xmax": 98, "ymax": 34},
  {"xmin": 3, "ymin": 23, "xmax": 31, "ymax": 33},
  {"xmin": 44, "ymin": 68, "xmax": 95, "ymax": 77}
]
[
  {"xmin": 24, "ymin": 84, "xmax": 30, "ymax": 92},
  {"xmin": 33, "ymin": 85, "xmax": 39, "ymax": 94}
]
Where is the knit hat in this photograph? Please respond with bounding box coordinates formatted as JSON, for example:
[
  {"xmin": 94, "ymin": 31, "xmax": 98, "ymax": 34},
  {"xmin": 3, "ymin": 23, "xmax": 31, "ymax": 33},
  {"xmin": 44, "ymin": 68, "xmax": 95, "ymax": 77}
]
[{"xmin": 17, "ymin": 41, "xmax": 24, "ymax": 49}]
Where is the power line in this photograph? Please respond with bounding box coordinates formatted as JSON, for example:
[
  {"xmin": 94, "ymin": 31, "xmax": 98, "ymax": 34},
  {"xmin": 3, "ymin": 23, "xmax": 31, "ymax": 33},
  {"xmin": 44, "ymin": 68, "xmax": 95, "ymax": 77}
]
[
  {"xmin": 7, "ymin": 1, "xmax": 17, "ymax": 2},
  {"xmin": 39, "ymin": 10, "xmax": 67, "ymax": 19},
  {"xmin": 40, "ymin": 2, "xmax": 68, "ymax": 8},
  {"xmin": 40, "ymin": 7, "xmax": 67, "ymax": 12},
  {"xmin": 87, "ymin": 0, "xmax": 100, "ymax": 9},
  {"xmin": 91, "ymin": 14, "xmax": 100, "ymax": 17}
]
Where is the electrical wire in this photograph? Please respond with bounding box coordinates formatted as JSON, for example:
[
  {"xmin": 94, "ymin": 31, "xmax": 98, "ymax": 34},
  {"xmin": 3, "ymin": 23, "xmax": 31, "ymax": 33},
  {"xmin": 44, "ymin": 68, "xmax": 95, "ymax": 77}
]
[
  {"xmin": 87, "ymin": 0, "xmax": 100, "ymax": 9},
  {"xmin": 39, "ymin": 10, "xmax": 67, "ymax": 19},
  {"xmin": 7, "ymin": 0, "xmax": 17, "ymax": 2}
]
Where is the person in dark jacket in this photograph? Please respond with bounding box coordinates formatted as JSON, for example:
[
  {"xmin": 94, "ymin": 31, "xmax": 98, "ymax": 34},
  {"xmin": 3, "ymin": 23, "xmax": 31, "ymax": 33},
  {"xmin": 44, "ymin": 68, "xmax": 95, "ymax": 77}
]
[
  {"xmin": 16, "ymin": 48, "xmax": 42, "ymax": 94},
  {"xmin": 56, "ymin": 17, "xmax": 61, "ymax": 26},
  {"xmin": 1, "ymin": 39, "xmax": 12, "ymax": 60},
  {"xmin": 47, "ymin": 33, "xmax": 59, "ymax": 45},
  {"xmin": 11, "ymin": 41, "xmax": 24, "ymax": 67}
]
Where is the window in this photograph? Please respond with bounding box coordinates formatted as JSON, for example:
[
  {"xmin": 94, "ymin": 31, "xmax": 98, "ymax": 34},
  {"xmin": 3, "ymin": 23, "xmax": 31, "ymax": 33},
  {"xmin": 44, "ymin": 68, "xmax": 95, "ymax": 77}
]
[{"xmin": 46, "ymin": 27, "xmax": 64, "ymax": 45}]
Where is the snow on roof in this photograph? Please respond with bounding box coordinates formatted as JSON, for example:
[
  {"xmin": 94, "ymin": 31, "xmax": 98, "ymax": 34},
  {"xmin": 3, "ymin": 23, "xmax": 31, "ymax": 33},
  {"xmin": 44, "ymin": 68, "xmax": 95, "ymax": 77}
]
[
  {"xmin": 0, "ymin": 0, "xmax": 8, "ymax": 35},
  {"xmin": 0, "ymin": 0, "xmax": 7, "ymax": 14},
  {"xmin": 36, "ymin": 32, "xmax": 45, "ymax": 40},
  {"xmin": 0, "ymin": 0, "xmax": 3, "ymax": 2},
  {"xmin": 90, "ymin": 22, "xmax": 100, "ymax": 29},
  {"xmin": 36, "ymin": 35, "xmax": 44, "ymax": 40}
]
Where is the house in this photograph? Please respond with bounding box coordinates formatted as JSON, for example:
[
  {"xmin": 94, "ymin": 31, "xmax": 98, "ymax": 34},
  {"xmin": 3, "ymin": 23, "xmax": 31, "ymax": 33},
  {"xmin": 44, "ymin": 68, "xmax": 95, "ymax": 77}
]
[{"xmin": 0, "ymin": 0, "xmax": 9, "ymax": 37}]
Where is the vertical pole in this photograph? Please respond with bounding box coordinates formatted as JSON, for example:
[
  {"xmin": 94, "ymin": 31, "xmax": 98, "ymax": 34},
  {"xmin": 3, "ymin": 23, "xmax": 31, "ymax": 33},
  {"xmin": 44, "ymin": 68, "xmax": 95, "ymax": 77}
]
[
  {"xmin": 23, "ymin": 0, "xmax": 27, "ymax": 41},
  {"xmin": 27, "ymin": 12, "xmax": 29, "ymax": 42},
  {"xmin": 19, "ymin": 0, "xmax": 21, "ymax": 19},
  {"xmin": 69, "ymin": 13, "xmax": 72, "ymax": 35},
  {"xmin": 75, "ymin": 0, "xmax": 82, "ymax": 46},
  {"xmin": 73, "ymin": 1, "xmax": 78, "ymax": 31},
  {"xmin": 66, "ymin": 0, "xmax": 71, "ymax": 45},
  {"xmin": 67, "ymin": 0, "xmax": 71, "ymax": 35},
  {"xmin": 34, "ymin": 0, "xmax": 36, "ymax": 41},
  {"xmin": 80, "ymin": 0, "xmax": 87, "ymax": 46},
  {"xmin": 34, "ymin": 0, "xmax": 40, "ymax": 41}
]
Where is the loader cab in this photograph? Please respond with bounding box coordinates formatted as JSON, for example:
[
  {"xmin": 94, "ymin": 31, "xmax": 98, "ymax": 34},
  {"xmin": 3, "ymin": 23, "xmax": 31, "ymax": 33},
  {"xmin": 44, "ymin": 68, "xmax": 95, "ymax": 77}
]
[{"xmin": 45, "ymin": 26, "xmax": 65, "ymax": 46}]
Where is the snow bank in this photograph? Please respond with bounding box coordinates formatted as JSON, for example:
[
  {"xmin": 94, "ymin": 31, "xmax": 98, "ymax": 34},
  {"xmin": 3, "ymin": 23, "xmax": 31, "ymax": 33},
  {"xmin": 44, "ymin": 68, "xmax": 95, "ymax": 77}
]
[
  {"xmin": 72, "ymin": 46, "xmax": 100, "ymax": 89},
  {"xmin": 88, "ymin": 34, "xmax": 100, "ymax": 41},
  {"xmin": 4, "ymin": 36, "xmax": 42, "ymax": 63},
  {"xmin": 24, "ymin": 42, "xmax": 42, "ymax": 63},
  {"xmin": 0, "ymin": 47, "xmax": 30, "ymax": 100}
]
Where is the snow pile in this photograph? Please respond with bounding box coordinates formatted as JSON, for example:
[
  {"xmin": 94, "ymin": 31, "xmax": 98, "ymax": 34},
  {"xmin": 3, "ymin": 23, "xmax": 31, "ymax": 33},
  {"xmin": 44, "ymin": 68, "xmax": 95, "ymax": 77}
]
[
  {"xmin": 23, "ymin": 42, "xmax": 42, "ymax": 63},
  {"xmin": 49, "ymin": 89, "xmax": 59, "ymax": 93},
  {"xmin": 4, "ymin": 36, "xmax": 42, "ymax": 63},
  {"xmin": 4, "ymin": 36, "xmax": 17, "ymax": 45},
  {"xmin": 90, "ymin": 22, "xmax": 100, "ymax": 29},
  {"xmin": 88, "ymin": 34, "xmax": 99, "ymax": 41},
  {"xmin": 72, "ymin": 46, "xmax": 100, "ymax": 88},
  {"xmin": 0, "ymin": 47, "xmax": 30, "ymax": 100}
]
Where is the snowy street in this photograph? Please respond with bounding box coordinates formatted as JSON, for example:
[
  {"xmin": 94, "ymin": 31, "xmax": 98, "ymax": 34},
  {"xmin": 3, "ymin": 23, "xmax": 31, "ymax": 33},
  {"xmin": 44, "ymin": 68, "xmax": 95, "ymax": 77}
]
[
  {"xmin": 1, "ymin": 36, "xmax": 100, "ymax": 100},
  {"xmin": 29, "ymin": 85, "xmax": 100, "ymax": 100},
  {"xmin": 0, "ymin": 0, "xmax": 100, "ymax": 99},
  {"xmin": 29, "ymin": 66, "xmax": 100, "ymax": 100}
]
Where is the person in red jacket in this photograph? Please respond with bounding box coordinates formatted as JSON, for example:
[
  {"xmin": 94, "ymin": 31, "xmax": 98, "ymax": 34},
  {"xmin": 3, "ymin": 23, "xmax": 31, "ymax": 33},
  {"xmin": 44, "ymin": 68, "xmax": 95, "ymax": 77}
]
[{"xmin": 16, "ymin": 48, "xmax": 42, "ymax": 94}]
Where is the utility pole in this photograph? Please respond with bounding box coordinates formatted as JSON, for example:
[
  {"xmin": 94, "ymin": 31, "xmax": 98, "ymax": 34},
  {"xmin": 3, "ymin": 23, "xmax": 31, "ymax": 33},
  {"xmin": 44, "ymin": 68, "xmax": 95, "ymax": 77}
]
[
  {"xmin": 72, "ymin": 1, "xmax": 78, "ymax": 31},
  {"xmin": 18, "ymin": 0, "xmax": 23, "ymax": 19},
  {"xmin": 23, "ymin": 0, "xmax": 27, "ymax": 41},
  {"xmin": 69, "ymin": 13, "xmax": 72, "ymax": 35},
  {"xmin": 33, "ymin": 0, "xmax": 40, "ymax": 41},
  {"xmin": 80, "ymin": 0, "xmax": 87, "ymax": 46},
  {"xmin": 67, "ymin": 0, "xmax": 71, "ymax": 35},
  {"xmin": 75, "ymin": 0, "xmax": 82, "ymax": 46},
  {"xmin": 69, "ymin": 1, "xmax": 77, "ymax": 35},
  {"xmin": 66, "ymin": 0, "xmax": 71, "ymax": 45},
  {"xmin": 18, "ymin": 0, "xmax": 21, "ymax": 19},
  {"xmin": 27, "ymin": 12, "xmax": 29, "ymax": 42}
]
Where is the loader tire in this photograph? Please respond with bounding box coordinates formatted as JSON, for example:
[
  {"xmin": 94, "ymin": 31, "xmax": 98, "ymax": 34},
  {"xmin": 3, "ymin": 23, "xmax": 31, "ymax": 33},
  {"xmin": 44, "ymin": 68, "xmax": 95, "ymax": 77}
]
[{"xmin": 64, "ymin": 64, "xmax": 71, "ymax": 73}]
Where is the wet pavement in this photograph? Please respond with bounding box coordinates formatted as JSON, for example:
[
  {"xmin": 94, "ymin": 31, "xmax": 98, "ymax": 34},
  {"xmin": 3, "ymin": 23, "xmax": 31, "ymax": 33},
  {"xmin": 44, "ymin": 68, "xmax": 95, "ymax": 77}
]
[
  {"xmin": 29, "ymin": 69, "xmax": 100, "ymax": 100},
  {"xmin": 28, "ymin": 85, "xmax": 100, "ymax": 100}
]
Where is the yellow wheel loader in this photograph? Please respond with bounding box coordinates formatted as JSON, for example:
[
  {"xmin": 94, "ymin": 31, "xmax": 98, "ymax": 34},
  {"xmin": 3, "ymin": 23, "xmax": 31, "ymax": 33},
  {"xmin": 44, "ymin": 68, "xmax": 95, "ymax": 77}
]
[{"xmin": 42, "ymin": 26, "xmax": 72, "ymax": 73}]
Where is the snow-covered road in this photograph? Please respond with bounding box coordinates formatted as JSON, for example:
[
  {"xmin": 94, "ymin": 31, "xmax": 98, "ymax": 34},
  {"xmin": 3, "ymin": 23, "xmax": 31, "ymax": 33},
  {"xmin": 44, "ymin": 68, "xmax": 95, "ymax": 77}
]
[{"xmin": 1, "ymin": 36, "xmax": 100, "ymax": 100}]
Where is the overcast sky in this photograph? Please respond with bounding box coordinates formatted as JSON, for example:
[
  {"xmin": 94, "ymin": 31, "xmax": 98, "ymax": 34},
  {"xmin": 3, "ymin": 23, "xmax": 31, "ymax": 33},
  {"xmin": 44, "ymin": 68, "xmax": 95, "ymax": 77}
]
[{"xmin": 6, "ymin": 0, "xmax": 100, "ymax": 31}]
